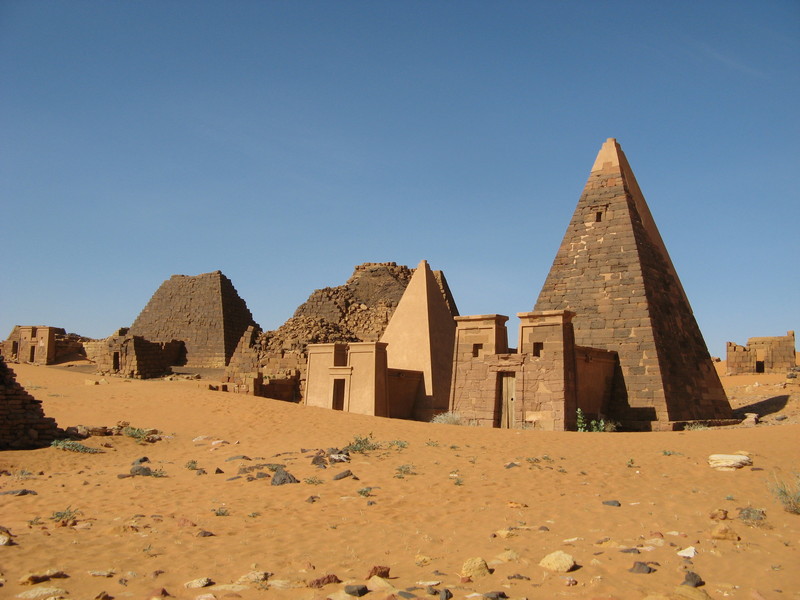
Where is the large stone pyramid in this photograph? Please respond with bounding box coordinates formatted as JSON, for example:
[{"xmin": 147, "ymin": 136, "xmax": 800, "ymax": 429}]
[
  {"xmin": 380, "ymin": 260, "xmax": 458, "ymax": 420},
  {"xmin": 129, "ymin": 271, "xmax": 257, "ymax": 368},
  {"xmin": 534, "ymin": 138, "xmax": 731, "ymax": 428}
]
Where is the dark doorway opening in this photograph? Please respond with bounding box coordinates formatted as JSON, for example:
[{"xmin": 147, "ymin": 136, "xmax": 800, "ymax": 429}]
[{"xmin": 332, "ymin": 379, "xmax": 345, "ymax": 411}]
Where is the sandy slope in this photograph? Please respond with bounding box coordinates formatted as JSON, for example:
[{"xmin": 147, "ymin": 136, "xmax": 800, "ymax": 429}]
[{"xmin": 1, "ymin": 363, "xmax": 799, "ymax": 600}]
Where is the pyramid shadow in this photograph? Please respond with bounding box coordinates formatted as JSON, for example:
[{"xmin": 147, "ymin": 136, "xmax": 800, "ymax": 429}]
[{"xmin": 733, "ymin": 395, "xmax": 789, "ymax": 418}]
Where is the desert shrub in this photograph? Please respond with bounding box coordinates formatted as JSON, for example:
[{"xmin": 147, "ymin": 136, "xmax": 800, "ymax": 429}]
[
  {"xmin": 122, "ymin": 426, "xmax": 149, "ymax": 441},
  {"xmin": 51, "ymin": 439, "xmax": 102, "ymax": 454},
  {"xmin": 213, "ymin": 507, "xmax": 229, "ymax": 516},
  {"xmin": 357, "ymin": 487, "xmax": 373, "ymax": 497},
  {"xmin": 343, "ymin": 433, "xmax": 381, "ymax": 454},
  {"xmin": 185, "ymin": 460, "xmax": 198, "ymax": 470},
  {"xmin": 304, "ymin": 476, "xmax": 323, "ymax": 485},
  {"xmin": 771, "ymin": 473, "xmax": 800, "ymax": 515},
  {"xmin": 387, "ymin": 439, "xmax": 408, "ymax": 449},
  {"xmin": 394, "ymin": 464, "xmax": 416, "ymax": 478},
  {"xmin": 430, "ymin": 411, "xmax": 463, "ymax": 425},
  {"xmin": 683, "ymin": 422, "xmax": 709, "ymax": 431},
  {"xmin": 50, "ymin": 506, "xmax": 81, "ymax": 524}
]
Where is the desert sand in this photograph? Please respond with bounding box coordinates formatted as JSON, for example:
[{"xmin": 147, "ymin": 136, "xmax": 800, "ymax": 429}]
[{"xmin": 1, "ymin": 362, "xmax": 799, "ymax": 600}]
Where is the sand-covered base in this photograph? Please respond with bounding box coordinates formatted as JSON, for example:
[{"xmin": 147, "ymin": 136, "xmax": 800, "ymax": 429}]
[{"xmin": 1, "ymin": 362, "xmax": 799, "ymax": 600}]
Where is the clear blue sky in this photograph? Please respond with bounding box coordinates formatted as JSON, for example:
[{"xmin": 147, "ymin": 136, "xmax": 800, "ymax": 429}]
[{"xmin": 2, "ymin": 1, "xmax": 798, "ymax": 358}]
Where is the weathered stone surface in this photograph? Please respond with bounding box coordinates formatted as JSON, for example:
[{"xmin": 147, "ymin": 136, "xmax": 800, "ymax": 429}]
[
  {"xmin": 460, "ymin": 557, "xmax": 490, "ymax": 578},
  {"xmin": 16, "ymin": 587, "xmax": 69, "ymax": 599},
  {"xmin": 271, "ymin": 468, "xmax": 299, "ymax": 486},
  {"xmin": 184, "ymin": 577, "xmax": 213, "ymax": 589},
  {"xmin": 710, "ymin": 523, "xmax": 740, "ymax": 541},
  {"xmin": 708, "ymin": 454, "xmax": 752, "ymax": 470},
  {"xmin": 307, "ymin": 573, "xmax": 341, "ymax": 588},
  {"xmin": 538, "ymin": 550, "xmax": 575, "ymax": 573}
]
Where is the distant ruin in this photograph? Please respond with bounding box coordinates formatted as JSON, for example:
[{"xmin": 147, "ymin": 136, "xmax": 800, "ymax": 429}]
[
  {"xmin": 129, "ymin": 271, "xmax": 256, "ymax": 369},
  {"xmin": 0, "ymin": 354, "xmax": 61, "ymax": 449},
  {"xmin": 2, "ymin": 326, "xmax": 87, "ymax": 365},
  {"xmin": 726, "ymin": 331, "xmax": 796, "ymax": 374}
]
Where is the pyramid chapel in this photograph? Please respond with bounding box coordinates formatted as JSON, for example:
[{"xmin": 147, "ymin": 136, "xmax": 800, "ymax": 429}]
[{"xmin": 305, "ymin": 138, "xmax": 732, "ymax": 431}]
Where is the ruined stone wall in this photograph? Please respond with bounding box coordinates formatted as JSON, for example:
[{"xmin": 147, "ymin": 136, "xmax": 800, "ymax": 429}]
[
  {"xmin": 129, "ymin": 271, "xmax": 256, "ymax": 368},
  {"xmin": 726, "ymin": 331, "xmax": 796, "ymax": 374},
  {"xmin": 0, "ymin": 354, "xmax": 61, "ymax": 449},
  {"xmin": 725, "ymin": 342, "xmax": 756, "ymax": 375}
]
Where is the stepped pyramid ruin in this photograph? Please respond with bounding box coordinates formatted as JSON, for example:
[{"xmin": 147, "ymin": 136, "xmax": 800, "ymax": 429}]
[
  {"xmin": 534, "ymin": 138, "xmax": 731, "ymax": 428},
  {"xmin": 129, "ymin": 271, "xmax": 256, "ymax": 368}
]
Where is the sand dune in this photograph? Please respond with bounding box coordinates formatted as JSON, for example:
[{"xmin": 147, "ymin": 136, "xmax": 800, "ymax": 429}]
[{"xmin": 1, "ymin": 362, "xmax": 798, "ymax": 600}]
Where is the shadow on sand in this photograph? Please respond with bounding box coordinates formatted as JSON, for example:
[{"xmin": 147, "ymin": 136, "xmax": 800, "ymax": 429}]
[{"xmin": 733, "ymin": 395, "xmax": 789, "ymax": 418}]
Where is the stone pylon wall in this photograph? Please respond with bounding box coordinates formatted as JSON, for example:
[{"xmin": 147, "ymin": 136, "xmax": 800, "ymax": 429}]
[
  {"xmin": 0, "ymin": 355, "xmax": 61, "ymax": 449},
  {"xmin": 534, "ymin": 139, "xmax": 731, "ymax": 427},
  {"xmin": 129, "ymin": 271, "xmax": 256, "ymax": 368}
]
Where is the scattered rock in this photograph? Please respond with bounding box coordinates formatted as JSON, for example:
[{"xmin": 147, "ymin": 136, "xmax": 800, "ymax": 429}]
[
  {"xmin": 333, "ymin": 470, "xmax": 354, "ymax": 481},
  {"xmin": 562, "ymin": 577, "xmax": 578, "ymax": 586},
  {"xmin": 414, "ymin": 555, "xmax": 432, "ymax": 567},
  {"xmin": 461, "ymin": 557, "xmax": 491, "ymax": 578},
  {"xmin": 676, "ymin": 546, "xmax": 697, "ymax": 558},
  {"xmin": 482, "ymin": 592, "xmax": 508, "ymax": 599},
  {"xmin": 226, "ymin": 455, "xmax": 251, "ymax": 462},
  {"xmin": 0, "ymin": 489, "xmax": 37, "ymax": 496},
  {"xmin": 620, "ymin": 547, "xmax": 640, "ymax": 554},
  {"xmin": 147, "ymin": 588, "xmax": 171, "ymax": 598},
  {"xmin": 708, "ymin": 508, "xmax": 728, "ymax": 520},
  {"xmin": 707, "ymin": 454, "xmax": 752, "ymax": 471},
  {"xmin": 130, "ymin": 465, "xmax": 153, "ymax": 477},
  {"xmin": 214, "ymin": 468, "xmax": 224, "ymax": 474},
  {"xmin": 196, "ymin": 530, "xmax": 215, "ymax": 537},
  {"xmin": 16, "ymin": 587, "xmax": 69, "ymax": 599},
  {"xmin": 307, "ymin": 573, "xmax": 341, "ymax": 588},
  {"xmin": 271, "ymin": 468, "xmax": 299, "ymax": 486},
  {"xmin": 506, "ymin": 501, "xmax": 528, "ymax": 508},
  {"xmin": 628, "ymin": 561, "xmax": 655, "ymax": 574},
  {"xmin": 539, "ymin": 551, "xmax": 575, "ymax": 573},
  {"xmin": 89, "ymin": 570, "xmax": 115, "ymax": 577},
  {"xmin": 132, "ymin": 457, "xmax": 150, "ymax": 465},
  {"xmin": 367, "ymin": 566, "xmax": 390, "ymax": 579},
  {"xmin": 306, "ymin": 495, "xmax": 320, "ymax": 503},
  {"xmin": 602, "ymin": 500, "xmax": 621, "ymax": 507},
  {"xmin": 19, "ymin": 570, "xmax": 69, "ymax": 585},
  {"xmin": 236, "ymin": 571, "xmax": 271, "ymax": 584},
  {"xmin": 670, "ymin": 585, "xmax": 713, "ymax": 599},
  {"xmin": 185, "ymin": 577, "xmax": 213, "ymax": 589},
  {"xmin": 344, "ymin": 584, "xmax": 369, "ymax": 597},
  {"xmin": 710, "ymin": 523, "xmax": 740, "ymax": 541},
  {"xmin": 94, "ymin": 592, "xmax": 113, "ymax": 600},
  {"xmin": 682, "ymin": 571, "xmax": 704, "ymax": 587},
  {"xmin": 439, "ymin": 589, "xmax": 453, "ymax": 600}
]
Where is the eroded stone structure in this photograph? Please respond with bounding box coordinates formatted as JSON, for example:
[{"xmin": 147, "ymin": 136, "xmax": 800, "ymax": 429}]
[
  {"xmin": 3, "ymin": 326, "xmax": 87, "ymax": 365},
  {"xmin": 304, "ymin": 260, "xmax": 457, "ymax": 418},
  {"xmin": 534, "ymin": 138, "xmax": 732, "ymax": 429},
  {"xmin": 0, "ymin": 354, "xmax": 61, "ymax": 449},
  {"xmin": 224, "ymin": 262, "xmax": 456, "ymax": 403},
  {"xmin": 84, "ymin": 328, "xmax": 184, "ymax": 379},
  {"xmin": 129, "ymin": 271, "xmax": 256, "ymax": 368},
  {"xmin": 726, "ymin": 331, "xmax": 796, "ymax": 374}
]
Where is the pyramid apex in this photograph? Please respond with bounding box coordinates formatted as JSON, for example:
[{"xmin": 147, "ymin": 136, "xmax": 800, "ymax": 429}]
[
  {"xmin": 416, "ymin": 259, "xmax": 430, "ymax": 270},
  {"xmin": 591, "ymin": 137, "xmax": 623, "ymax": 173}
]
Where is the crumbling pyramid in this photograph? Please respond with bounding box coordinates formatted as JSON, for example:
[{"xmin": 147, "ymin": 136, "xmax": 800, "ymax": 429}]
[
  {"xmin": 380, "ymin": 260, "xmax": 458, "ymax": 420},
  {"xmin": 129, "ymin": 271, "xmax": 257, "ymax": 368},
  {"xmin": 534, "ymin": 138, "xmax": 731, "ymax": 428},
  {"xmin": 0, "ymin": 354, "xmax": 61, "ymax": 449}
]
